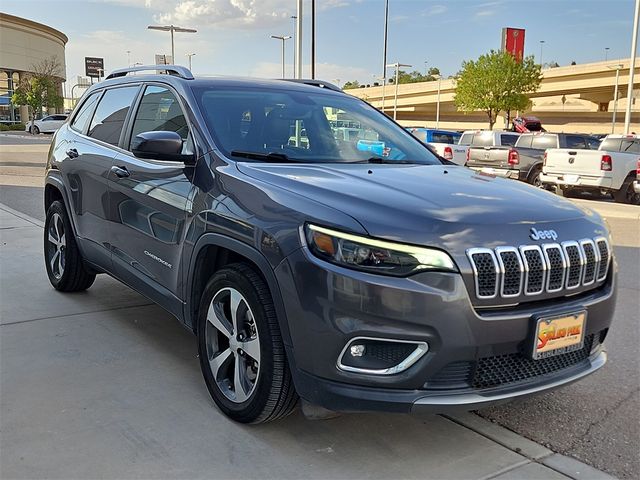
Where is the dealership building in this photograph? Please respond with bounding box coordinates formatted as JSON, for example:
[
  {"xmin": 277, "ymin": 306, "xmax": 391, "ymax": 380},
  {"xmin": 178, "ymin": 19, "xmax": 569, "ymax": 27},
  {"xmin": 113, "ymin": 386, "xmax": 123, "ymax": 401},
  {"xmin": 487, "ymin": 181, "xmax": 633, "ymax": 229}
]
[{"xmin": 0, "ymin": 12, "xmax": 67, "ymax": 123}]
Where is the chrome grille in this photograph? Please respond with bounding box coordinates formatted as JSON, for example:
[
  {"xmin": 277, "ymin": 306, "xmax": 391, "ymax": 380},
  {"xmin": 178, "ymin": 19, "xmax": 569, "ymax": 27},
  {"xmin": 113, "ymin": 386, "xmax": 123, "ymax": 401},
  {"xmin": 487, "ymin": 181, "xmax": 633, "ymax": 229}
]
[{"xmin": 467, "ymin": 237, "xmax": 610, "ymax": 300}]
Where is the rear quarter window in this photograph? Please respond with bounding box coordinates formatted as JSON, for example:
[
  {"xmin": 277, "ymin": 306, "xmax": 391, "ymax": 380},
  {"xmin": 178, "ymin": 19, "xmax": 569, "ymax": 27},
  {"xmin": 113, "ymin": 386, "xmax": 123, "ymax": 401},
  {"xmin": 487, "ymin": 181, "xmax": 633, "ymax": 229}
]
[
  {"xmin": 500, "ymin": 134, "xmax": 518, "ymax": 146},
  {"xmin": 515, "ymin": 135, "xmax": 533, "ymax": 148},
  {"xmin": 600, "ymin": 138, "xmax": 622, "ymax": 151},
  {"xmin": 70, "ymin": 92, "xmax": 101, "ymax": 134}
]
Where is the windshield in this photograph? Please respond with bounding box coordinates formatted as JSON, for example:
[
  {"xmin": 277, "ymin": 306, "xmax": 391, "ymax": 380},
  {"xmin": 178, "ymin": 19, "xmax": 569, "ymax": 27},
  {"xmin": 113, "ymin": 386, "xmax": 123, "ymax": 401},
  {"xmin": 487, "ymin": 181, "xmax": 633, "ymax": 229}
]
[{"xmin": 193, "ymin": 86, "xmax": 442, "ymax": 164}]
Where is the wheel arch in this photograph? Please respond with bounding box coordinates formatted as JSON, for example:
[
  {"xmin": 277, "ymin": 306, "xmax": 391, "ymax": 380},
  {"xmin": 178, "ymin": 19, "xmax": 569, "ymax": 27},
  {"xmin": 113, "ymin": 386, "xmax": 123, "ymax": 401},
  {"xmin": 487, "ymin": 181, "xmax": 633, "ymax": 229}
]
[
  {"xmin": 185, "ymin": 233, "xmax": 293, "ymax": 348},
  {"xmin": 44, "ymin": 175, "xmax": 78, "ymax": 237}
]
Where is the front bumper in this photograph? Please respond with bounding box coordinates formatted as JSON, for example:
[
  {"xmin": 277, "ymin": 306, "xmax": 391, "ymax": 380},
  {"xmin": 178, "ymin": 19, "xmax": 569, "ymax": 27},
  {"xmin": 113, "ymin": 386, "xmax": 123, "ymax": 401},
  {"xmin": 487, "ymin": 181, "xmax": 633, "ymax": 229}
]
[{"xmin": 275, "ymin": 246, "xmax": 616, "ymax": 413}]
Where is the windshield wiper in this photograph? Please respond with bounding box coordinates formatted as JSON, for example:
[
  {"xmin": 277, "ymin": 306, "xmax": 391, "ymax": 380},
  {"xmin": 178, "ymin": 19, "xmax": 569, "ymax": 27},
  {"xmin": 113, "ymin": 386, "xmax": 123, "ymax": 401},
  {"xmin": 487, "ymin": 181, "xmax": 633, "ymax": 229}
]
[{"xmin": 230, "ymin": 150, "xmax": 299, "ymax": 163}]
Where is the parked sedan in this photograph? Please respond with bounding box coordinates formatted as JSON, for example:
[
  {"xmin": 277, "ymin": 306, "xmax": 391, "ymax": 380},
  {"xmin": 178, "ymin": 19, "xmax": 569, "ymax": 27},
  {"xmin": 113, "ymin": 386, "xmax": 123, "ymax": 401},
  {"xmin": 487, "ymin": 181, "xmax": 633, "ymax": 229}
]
[{"xmin": 25, "ymin": 114, "xmax": 68, "ymax": 134}]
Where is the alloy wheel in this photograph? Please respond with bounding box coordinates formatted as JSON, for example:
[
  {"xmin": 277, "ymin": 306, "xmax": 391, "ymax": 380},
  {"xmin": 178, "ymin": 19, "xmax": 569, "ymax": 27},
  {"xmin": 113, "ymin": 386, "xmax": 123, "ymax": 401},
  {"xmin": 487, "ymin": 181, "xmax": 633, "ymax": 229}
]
[
  {"xmin": 47, "ymin": 212, "xmax": 66, "ymax": 279},
  {"xmin": 205, "ymin": 287, "xmax": 261, "ymax": 403}
]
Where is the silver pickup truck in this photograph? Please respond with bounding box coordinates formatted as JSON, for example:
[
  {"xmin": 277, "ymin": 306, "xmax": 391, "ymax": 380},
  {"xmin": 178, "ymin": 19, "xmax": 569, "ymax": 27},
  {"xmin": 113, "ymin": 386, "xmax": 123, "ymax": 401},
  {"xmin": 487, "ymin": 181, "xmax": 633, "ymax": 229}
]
[{"xmin": 466, "ymin": 132, "xmax": 601, "ymax": 187}]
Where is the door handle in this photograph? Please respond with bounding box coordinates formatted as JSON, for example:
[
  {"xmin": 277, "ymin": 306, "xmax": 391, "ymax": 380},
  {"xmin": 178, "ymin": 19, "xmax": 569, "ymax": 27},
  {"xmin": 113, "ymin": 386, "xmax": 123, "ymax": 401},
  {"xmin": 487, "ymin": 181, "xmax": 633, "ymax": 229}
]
[
  {"xmin": 111, "ymin": 165, "xmax": 130, "ymax": 178},
  {"xmin": 66, "ymin": 148, "xmax": 79, "ymax": 159}
]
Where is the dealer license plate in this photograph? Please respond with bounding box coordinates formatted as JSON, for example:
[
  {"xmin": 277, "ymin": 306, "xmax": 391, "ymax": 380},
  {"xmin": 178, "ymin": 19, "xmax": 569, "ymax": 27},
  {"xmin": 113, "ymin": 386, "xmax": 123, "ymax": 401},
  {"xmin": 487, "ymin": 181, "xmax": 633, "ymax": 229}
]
[{"xmin": 533, "ymin": 311, "xmax": 586, "ymax": 360}]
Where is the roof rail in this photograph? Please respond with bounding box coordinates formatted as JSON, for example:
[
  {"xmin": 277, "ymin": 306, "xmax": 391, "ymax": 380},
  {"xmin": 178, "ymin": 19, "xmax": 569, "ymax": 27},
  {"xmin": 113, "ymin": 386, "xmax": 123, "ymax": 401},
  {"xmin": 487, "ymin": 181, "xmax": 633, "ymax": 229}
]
[
  {"xmin": 105, "ymin": 65, "xmax": 194, "ymax": 80},
  {"xmin": 283, "ymin": 79, "xmax": 343, "ymax": 93}
]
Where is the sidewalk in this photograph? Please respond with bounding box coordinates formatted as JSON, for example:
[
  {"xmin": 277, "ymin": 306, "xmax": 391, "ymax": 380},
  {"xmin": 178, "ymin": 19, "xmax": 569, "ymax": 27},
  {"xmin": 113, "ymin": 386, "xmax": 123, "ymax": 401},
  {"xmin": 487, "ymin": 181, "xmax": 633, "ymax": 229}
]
[{"xmin": 0, "ymin": 204, "xmax": 614, "ymax": 480}]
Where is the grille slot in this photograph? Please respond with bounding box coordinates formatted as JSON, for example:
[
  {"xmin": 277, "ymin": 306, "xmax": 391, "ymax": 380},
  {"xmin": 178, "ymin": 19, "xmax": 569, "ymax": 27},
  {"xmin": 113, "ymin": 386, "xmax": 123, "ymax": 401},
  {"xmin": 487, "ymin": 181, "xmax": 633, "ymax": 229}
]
[
  {"xmin": 595, "ymin": 238, "xmax": 610, "ymax": 281},
  {"xmin": 467, "ymin": 236, "xmax": 609, "ymax": 301},
  {"xmin": 580, "ymin": 239, "xmax": 598, "ymax": 286},
  {"xmin": 521, "ymin": 246, "xmax": 546, "ymax": 295},
  {"xmin": 472, "ymin": 335, "xmax": 595, "ymax": 389},
  {"xmin": 496, "ymin": 247, "xmax": 523, "ymax": 297},
  {"xmin": 543, "ymin": 244, "xmax": 566, "ymax": 292}
]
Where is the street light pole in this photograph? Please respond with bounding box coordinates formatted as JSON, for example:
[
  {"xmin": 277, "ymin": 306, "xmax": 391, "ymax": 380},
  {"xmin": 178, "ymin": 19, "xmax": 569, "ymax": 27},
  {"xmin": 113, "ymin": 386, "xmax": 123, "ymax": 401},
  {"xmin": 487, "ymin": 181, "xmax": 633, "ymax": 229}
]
[
  {"xmin": 296, "ymin": 1, "xmax": 303, "ymax": 79},
  {"xmin": 624, "ymin": 0, "xmax": 640, "ymax": 134},
  {"xmin": 186, "ymin": 53, "xmax": 196, "ymax": 71},
  {"xmin": 435, "ymin": 74, "xmax": 442, "ymax": 129},
  {"xmin": 605, "ymin": 47, "xmax": 610, "ymax": 61},
  {"xmin": 290, "ymin": 15, "xmax": 297, "ymax": 77},
  {"xmin": 147, "ymin": 25, "xmax": 197, "ymax": 64},
  {"xmin": 381, "ymin": 0, "xmax": 389, "ymax": 113},
  {"xmin": 539, "ymin": 40, "xmax": 545, "ymax": 67},
  {"xmin": 387, "ymin": 62, "xmax": 412, "ymax": 121},
  {"xmin": 271, "ymin": 35, "xmax": 291, "ymax": 78}
]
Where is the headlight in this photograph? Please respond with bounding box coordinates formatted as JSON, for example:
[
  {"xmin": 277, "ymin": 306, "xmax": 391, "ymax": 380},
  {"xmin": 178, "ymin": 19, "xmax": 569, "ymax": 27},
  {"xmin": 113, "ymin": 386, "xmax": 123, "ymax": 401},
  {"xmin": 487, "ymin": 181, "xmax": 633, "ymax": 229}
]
[{"xmin": 304, "ymin": 224, "xmax": 457, "ymax": 276}]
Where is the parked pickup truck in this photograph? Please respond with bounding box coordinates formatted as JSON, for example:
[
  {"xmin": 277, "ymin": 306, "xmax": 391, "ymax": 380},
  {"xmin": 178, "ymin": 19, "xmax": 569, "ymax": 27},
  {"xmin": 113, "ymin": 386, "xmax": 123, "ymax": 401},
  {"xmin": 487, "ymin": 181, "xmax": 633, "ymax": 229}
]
[
  {"xmin": 541, "ymin": 134, "xmax": 640, "ymax": 204},
  {"xmin": 467, "ymin": 132, "xmax": 601, "ymax": 187},
  {"xmin": 407, "ymin": 128, "xmax": 466, "ymax": 164}
]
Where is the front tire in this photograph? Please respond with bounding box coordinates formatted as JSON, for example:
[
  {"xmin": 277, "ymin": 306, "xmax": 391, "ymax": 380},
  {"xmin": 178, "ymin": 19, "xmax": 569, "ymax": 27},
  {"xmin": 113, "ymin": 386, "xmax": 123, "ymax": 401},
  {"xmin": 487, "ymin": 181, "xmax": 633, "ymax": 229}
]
[
  {"xmin": 31, "ymin": 125, "xmax": 40, "ymax": 135},
  {"xmin": 197, "ymin": 263, "xmax": 298, "ymax": 423},
  {"xmin": 44, "ymin": 200, "xmax": 96, "ymax": 291}
]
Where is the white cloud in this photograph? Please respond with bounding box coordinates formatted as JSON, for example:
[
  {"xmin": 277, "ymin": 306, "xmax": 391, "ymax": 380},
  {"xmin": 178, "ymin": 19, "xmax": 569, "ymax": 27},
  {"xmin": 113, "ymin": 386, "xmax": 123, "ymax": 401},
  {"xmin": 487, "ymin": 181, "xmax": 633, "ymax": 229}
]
[{"xmin": 424, "ymin": 5, "xmax": 447, "ymax": 16}]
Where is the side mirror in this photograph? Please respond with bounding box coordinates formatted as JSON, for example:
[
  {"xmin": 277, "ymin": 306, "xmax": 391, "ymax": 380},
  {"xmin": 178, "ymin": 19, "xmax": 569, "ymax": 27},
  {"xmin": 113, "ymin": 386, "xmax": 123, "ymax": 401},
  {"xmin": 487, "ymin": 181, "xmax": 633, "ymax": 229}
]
[{"xmin": 131, "ymin": 131, "xmax": 194, "ymax": 163}]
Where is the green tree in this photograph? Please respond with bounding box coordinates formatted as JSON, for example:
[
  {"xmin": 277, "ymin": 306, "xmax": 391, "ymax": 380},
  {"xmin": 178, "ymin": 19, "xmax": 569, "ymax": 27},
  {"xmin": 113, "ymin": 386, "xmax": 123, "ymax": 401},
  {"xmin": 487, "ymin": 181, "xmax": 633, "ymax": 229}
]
[
  {"xmin": 342, "ymin": 80, "xmax": 361, "ymax": 90},
  {"xmin": 11, "ymin": 57, "xmax": 64, "ymax": 128},
  {"xmin": 454, "ymin": 50, "xmax": 542, "ymax": 129}
]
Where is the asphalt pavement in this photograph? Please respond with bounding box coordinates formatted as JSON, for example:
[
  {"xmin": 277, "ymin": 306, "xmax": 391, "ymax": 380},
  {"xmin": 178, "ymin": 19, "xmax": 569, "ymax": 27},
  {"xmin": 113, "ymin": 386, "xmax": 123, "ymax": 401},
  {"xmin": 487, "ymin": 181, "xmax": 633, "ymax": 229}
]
[{"xmin": 1, "ymin": 136, "xmax": 636, "ymax": 479}]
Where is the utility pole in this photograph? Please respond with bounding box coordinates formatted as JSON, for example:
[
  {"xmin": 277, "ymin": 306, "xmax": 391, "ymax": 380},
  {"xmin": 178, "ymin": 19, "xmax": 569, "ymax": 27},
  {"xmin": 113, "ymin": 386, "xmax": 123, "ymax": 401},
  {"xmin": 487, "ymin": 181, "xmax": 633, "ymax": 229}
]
[
  {"xmin": 271, "ymin": 36, "xmax": 291, "ymax": 78},
  {"xmin": 624, "ymin": 0, "xmax": 639, "ymax": 134},
  {"xmin": 387, "ymin": 62, "xmax": 412, "ymax": 121},
  {"xmin": 311, "ymin": 0, "xmax": 316, "ymax": 79},
  {"xmin": 435, "ymin": 74, "xmax": 442, "ymax": 128},
  {"xmin": 290, "ymin": 16, "xmax": 297, "ymax": 77},
  {"xmin": 381, "ymin": 0, "xmax": 389, "ymax": 113},
  {"xmin": 296, "ymin": 1, "xmax": 303, "ymax": 79},
  {"xmin": 147, "ymin": 25, "xmax": 197, "ymax": 64}
]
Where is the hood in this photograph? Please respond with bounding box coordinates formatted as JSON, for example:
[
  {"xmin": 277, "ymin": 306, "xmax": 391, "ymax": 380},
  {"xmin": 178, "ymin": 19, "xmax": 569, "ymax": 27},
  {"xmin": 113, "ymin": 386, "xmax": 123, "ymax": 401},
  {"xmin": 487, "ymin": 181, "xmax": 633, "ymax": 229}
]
[{"xmin": 237, "ymin": 162, "xmax": 606, "ymax": 253}]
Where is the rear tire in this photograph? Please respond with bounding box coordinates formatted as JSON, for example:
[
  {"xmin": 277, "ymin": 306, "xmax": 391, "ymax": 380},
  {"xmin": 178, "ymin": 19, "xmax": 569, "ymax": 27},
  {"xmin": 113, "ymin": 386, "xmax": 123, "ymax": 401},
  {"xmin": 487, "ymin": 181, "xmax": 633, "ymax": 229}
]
[
  {"xmin": 614, "ymin": 176, "xmax": 640, "ymax": 205},
  {"xmin": 528, "ymin": 166, "xmax": 543, "ymax": 188},
  {"xmin": 44, "ymin": 200, "xmax": 96, "ymax": 292},
  {"xmin": 197, "ymin": 263, "xmax": 298, "ymax": 423}
]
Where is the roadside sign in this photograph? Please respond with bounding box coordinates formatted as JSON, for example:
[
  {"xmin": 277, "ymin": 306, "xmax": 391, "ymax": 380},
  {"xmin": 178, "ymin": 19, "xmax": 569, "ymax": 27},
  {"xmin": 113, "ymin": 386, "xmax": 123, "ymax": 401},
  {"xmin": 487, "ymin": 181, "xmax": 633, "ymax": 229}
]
[
  {"xmin": 85, "ymin": 57, "xmax": 104, "ymax": 78},
  {"xmin": 155, "ymin": 54, "xmax": 173, "ymax": 65},
  {"xmin": 501, "ymin": 28, "xmax": 525, "ymax": 63}
]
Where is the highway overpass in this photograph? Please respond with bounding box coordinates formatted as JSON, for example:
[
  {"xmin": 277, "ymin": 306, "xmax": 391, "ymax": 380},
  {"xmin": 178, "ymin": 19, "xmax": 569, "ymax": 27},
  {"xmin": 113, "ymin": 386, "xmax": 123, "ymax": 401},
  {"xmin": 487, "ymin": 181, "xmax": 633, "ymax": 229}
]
[{"xmin": 348, "ymin": 58, "xmax": 640, "ymax": 134}]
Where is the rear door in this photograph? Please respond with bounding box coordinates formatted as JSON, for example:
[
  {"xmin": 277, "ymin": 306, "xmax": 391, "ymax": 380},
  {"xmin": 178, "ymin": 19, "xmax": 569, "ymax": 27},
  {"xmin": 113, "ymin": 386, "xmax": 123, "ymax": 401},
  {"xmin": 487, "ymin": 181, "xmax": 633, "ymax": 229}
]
[
  {"xmin": 108, "ymin": 84, "xmax": 196, "ymax": 314},
  {"xmin": 63, "ymin": 85, "xmax": 141, "ymax": 266}
]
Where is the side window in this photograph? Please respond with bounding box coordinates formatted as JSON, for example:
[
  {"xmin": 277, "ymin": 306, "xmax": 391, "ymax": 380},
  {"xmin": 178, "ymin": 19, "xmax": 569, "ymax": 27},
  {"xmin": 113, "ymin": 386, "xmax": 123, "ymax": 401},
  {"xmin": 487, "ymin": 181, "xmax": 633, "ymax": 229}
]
[
  {"xmin": 620, "ymin": 139, "xmax": 639, "ymax": 153},
  {"xmin": 42, "ymin": 116, "xmax": 53, "ymax": 122},
  {"xmin": 53, "ymin": 115, "xmax": 67, "ymax": 121},
  {"xmin": 600, "ymin": 138, "xmax": 622, "ymax": 152},
  {"xmin": 88, "ymin": 86, "xmax": 139, "ymax": 146},
  {"xmin": 130, "ymin": 85, "xmax": 190, "ymax": 146},
  {"xmin": 565, "ymin": 135, "xmax": 587, "ymax": 149},
  {"xmin": 629, "ymin": 141, "xmax": 640, "ymax": 154},
  {"xmin": 532, "ymin": 135, "xmax": 557, "ymax": 150},
  {"xmin": 70, "ymin": 92, "xmax": 101, "ymax": 134},
  {"xmin": 500, "ymin": 134, "xmax": 518, "ymax": 146}
]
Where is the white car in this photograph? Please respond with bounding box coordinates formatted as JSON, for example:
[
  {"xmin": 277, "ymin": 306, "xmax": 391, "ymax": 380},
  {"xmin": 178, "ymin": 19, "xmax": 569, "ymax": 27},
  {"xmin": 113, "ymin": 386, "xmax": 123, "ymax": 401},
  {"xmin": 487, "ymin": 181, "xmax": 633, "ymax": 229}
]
[
  {"xmin": 541, "ymin": 134, "xmax": 640, "ymax": 204},
  {"xmin": 25, "ymin": 114, "xmax": 68, "ymax": 134}
]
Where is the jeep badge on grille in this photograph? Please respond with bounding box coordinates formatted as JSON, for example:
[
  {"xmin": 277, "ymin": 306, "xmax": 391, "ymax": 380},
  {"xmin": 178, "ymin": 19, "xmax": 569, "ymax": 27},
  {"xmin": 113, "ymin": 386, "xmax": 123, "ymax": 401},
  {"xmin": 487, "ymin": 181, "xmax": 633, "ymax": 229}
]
[{"xmin": 530, "ymin": 227, "xmax": 558, "ymax": 241}]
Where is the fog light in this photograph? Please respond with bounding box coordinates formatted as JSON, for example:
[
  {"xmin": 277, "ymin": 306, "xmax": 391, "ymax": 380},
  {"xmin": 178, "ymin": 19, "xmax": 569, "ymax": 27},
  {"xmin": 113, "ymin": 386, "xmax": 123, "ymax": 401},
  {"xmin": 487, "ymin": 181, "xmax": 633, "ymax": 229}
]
[
  {"xmin": 350, "ymin": 344, "xmax": 366, "ymax": 357},
  {"xmin": 338, "ymin": 337, "xmax": 429, "ymax": 375}
]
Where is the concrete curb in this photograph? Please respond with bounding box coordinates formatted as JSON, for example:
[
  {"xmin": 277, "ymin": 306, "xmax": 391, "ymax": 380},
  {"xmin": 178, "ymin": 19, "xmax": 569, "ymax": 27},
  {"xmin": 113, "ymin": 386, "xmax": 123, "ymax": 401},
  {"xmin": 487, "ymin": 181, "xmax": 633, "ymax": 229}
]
[
  {"xmin": 0, "ymin": 203, "xmax": 44, "ymax": 228},
  {"xmin": 446, "ymin": 413, "xmax": 617, "ymax": 480}
]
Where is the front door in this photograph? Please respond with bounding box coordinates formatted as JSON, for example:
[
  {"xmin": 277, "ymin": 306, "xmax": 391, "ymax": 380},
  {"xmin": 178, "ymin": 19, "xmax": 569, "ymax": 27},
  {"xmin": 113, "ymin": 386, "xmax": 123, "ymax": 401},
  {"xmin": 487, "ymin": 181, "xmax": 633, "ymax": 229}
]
[{"xmin": 108, "ymin": 84, "xmax": 196, "ymax": 315}]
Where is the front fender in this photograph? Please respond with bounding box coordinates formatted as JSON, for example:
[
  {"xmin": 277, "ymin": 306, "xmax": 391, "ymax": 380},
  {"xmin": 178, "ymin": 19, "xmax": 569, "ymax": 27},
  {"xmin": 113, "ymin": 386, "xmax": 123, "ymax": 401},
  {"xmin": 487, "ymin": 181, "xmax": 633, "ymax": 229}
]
[{"xmin": 184, "ymin": 232, "xmax": 294, "ymax": 348}]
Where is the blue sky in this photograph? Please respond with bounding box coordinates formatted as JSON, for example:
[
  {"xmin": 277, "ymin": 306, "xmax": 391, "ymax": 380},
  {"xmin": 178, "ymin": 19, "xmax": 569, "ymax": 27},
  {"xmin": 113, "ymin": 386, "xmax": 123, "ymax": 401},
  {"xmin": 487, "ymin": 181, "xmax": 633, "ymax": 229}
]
[{"xmin": 3, "ymin": 0, "xmax": 636, "ymax": 86}]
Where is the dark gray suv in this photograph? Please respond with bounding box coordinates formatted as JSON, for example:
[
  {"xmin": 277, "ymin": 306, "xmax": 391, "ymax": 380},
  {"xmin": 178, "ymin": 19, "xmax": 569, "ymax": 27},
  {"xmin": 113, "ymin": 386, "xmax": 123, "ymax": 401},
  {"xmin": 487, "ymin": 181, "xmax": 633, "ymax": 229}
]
[{"xmin": 44, "ymin": 66, "xmax": 616, "ymax": 423}]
